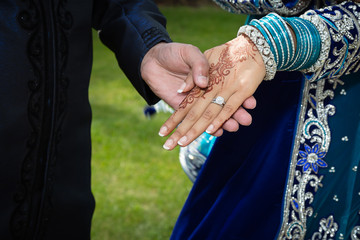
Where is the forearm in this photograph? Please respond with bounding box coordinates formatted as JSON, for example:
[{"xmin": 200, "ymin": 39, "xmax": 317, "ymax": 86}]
[{"xmin": 238, "ymin": 1, "xmax": 360, "ymax": 81}]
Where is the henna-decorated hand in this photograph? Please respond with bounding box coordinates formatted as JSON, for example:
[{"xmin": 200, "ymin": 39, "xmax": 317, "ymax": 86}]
[
  {"xmin": 158, "ymin": 35, "xmax": 266, "ymax": 150},
  {"xmin": 141, "ymin": 42, "xmax": 256, "ymax": 135}
]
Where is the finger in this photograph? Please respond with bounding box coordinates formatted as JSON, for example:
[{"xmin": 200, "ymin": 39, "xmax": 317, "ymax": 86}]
[
  {"xmin": 164, "ymin": 91, "xmax": 220, "ymax": 150},
  {"xmin": 180, "ymin": 45, "xmax": 209, "ymax": 88},
  {"xmin": 177, "ymin": 71, "xmax": 204, "ymax": 94},
  {"xmin": 181, "ymin": 74, "xmax": 209, "ymax": 93},
  {"xmin": 177, "ymin": 72, "xmax": 194, "ymax": 94},
  {"xmin": 221, "ymin": 118, "xmax": 240, "ymax": 132},
  {"xmin": 212, "ymin": 128, "xmax": 223, "ymax": 137},
  {"xmin": 206, "ymin": 92, "xmax": 248, "ymax": 134},
  {"xmin": 242, "ymin": 95, "xmax": 257, "ymax": 109},
  {"xmin": 176, "ymin": 93, "xmax": 233, "ymax": 147},
  {"xmin": 159, "ymin": 87, "xmax": 204, "ymax": 137},
  {"xmin": 232, "ymin": 107, "xmax": 253, "ymax": 126}
]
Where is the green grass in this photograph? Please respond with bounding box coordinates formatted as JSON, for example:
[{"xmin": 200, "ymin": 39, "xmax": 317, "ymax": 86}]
[{"xmin": 90, "ymin": 5, "xmax": 246, "ymax": 240}]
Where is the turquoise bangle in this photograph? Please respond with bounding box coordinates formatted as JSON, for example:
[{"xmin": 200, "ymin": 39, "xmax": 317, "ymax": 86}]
[
  {"xmin": 283, "ymin": 17, "xmax": 318, "ymax": 70},
  {"xmin": 249, "ymin": 19, "xmax": 279, "ymax": 66},
  {"xmin": 298, "ymin": 18, "xmax": 321, "ymax": 69},
  {"xmin": 249, "ymin": 14, "xmax": 321, "ymax": 72},
  {"xmin": 268, "ymin": 13, "xmax": 296, "ymax": 69},
  {"xmin": 260, "ymin": 17, "xmax": 285, "ymax": 69},
  {"xmin": 284, "ymin": 18, "xmax": 309, "ymax": 70}
]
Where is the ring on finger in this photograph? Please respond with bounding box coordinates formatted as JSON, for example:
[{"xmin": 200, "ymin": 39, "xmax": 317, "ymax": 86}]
[{"xmin": 211, "ymin": 96, "xmax": 226, "ymax": 107}]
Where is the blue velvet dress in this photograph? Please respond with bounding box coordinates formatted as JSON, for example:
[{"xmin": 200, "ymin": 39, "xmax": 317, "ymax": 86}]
[{"xmin": 171, "ymin": 1, "xmax": 360, "ymax": 239}]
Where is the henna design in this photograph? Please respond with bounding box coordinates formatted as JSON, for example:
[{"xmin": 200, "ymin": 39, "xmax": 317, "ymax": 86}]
[
  {"xmin": 179, "ymin": 86, "xmax": 203, "ymax": 109},
  {"xmin": 205, "ymin": 35, "xmax": 258, "ymax": 95},
  {"xmin": 178, "ymin": 35, "xmax": 259, "ymax": 110}
]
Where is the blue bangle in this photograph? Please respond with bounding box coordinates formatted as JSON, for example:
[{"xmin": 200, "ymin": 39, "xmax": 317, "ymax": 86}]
[
  {"xmin": 283, "ymin": 18, "xmax": 303, "ymax": 70},
  {"xmin": 260, "ymin": 17, "xmax": 286, "ymax": 69},
  {"xmin": 258, "ymin": 13, "xmax": 297, "ymax": 71},
  {"xmin": 268, "ymin": 13, "xmax": 296, "ymax": 70},
  {"xmin": 249, "ymin": 14, "xmax": 321, "ymax": 72},
  {"xmin": 284, "ymin": 17, "xmax": 321, "ymax": 71},
  {"xmin": 249, "ymin": 19, "xmax": 279, "ymax": 66}
]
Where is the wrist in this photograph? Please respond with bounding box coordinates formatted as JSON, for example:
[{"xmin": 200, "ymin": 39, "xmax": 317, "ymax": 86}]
[{"xmin": 237, "ymin": 25, "xmax": 276, "ymax": 80}]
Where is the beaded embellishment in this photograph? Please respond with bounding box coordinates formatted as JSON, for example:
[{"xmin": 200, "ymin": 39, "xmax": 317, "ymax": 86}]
[
  {"xmin": 300, "ymin": 2, "xmax": 360, "ymax": 81},
  {"xmin": 277, "ymin": 3, "xmax": 360, "ymax": 238},
  {"xmin": 277, "ymin": 76, "xmax": 336, "ymax": 240},
  {"xmin": 212, "ymin": 0, "xmax": 310, "ymax": 16},
  {"xmin": 237, "ymin": 25, "xmax": 277, "ymax": 80}
]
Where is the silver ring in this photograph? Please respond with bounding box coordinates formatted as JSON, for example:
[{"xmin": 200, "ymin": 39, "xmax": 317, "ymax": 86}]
[{"xmin": 211, "ymin": 96, "xmax": 226, "ymax": 107}]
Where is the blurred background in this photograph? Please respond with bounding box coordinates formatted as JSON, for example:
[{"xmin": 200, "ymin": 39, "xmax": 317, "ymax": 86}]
[{"xmin": 90, "ymin": 2, "xmax": 246, "ymax": 239}]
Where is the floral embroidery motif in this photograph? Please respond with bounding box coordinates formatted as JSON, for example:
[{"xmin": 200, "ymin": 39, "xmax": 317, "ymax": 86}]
[
  {"xmin": 212, "ymin": 1, "xmax": 360, "ymax": 238},
  {"xmin": 351, "ymin": 226, "xmax": 360, "ymax": 240},
  {"xmin": 277, "ymin": 2, "xmax": 360, "ymax": 239},
  {"xmin": 311, "ymin": 215, "xmax": 338, "ymax": 240},
  {"xmin": 277, "ymin": 68, "xmax": 348, "ymax": 239},
  {"xmin": 277, "ymin": 77, "xmax": 335, "ymax": 239},
  {"xmin": 297, "ymin": 144, "xmax": 328, "ymax": 173}
]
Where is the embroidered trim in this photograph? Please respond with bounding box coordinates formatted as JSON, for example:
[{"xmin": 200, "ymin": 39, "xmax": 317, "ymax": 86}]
[
  {"xmin": 276, "ymin": 2, "xmax": 360, "ymax": 238},
  {"xmin": 237, "ymin": 25, "xmax": 277, "ymax": 80},
  {"xmin": 300, "ymin": 2, "xmax": 360, "ymax": 81},
  {"xmin": 352, "ymin": 226, "xmax": 360, "ymax": 240},
  {"xmin": 11, "ymin": 0, "xmax": 72, "ymax": 239},
  {"xmin": 310, "ymin": 215, "xmax": 338, "ymax": 240},
  {"xmin": 300, "ymin": 13, "xmax": 331, "ymax": 78},
  {"xmin": 212, "ymin": 0, "xmax": 310, "ymax": 16},
  {"xmin": 11, "ymin": 2, "xmax": 43, "ymax": 239},
  {"xmin": 277, "ymin": 77, "xmax": 337, "ymax": 239}
]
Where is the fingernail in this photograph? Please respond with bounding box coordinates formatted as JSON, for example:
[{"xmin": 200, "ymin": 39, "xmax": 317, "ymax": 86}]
[
  {"xmin": 206, "ymin": 124, "xmax": 214, "ymax": 134},
  {"xmin": 197, "ymin": 75, "xmax": 208, "ymax": 86},
  {"xmin": 178, "ymin": 136, "xmax": 188, "ymax": 146},
  {"xmin": 177, "ymin": 82, "xmax": 187, "ymax": 93},
  {"xmin": 158, "ymin": 126, "xmax": 168, "ymax": 137},
  {"xmin": 163, "ymin": 139, "xmax": 174, "ymax": 150}
]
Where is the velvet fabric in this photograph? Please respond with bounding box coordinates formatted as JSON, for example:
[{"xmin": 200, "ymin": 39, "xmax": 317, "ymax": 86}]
[
  {"xmin": 171, "ymin": 0, "xmax": 360, "ymax": 238},
  {"xmin": 171, "ymin": 72, "xmax": 303, "ymax": 240}
]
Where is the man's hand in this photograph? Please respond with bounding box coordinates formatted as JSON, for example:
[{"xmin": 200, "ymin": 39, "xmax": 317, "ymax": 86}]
[{"xmin": 141, "ymin": 42, "xmax": 209, "ymax": 108}]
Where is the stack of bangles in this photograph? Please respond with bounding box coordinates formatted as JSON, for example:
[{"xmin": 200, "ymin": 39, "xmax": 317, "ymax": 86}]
[{"xmin": 237, "ymin": 13, "xmax": 321, "ymax": 80}]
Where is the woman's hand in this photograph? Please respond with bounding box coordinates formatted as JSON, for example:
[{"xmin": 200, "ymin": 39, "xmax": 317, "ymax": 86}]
[{"xmin": 158, "ymin": 35, "xmax": 266, "ymax": 150}]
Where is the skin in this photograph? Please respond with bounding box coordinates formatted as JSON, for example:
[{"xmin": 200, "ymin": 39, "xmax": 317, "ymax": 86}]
[
  {"xmin": 157, "ymin": 35, "xmax": 266, "ymax": 150},
  {"xmin": 140, "ymin": 42, "xmax": 257, "ymax": 137}
]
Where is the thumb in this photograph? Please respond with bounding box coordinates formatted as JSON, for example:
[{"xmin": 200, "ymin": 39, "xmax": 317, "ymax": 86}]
[
  {"xmin": 177, "ymin": 72, "xmax": 209, "ymax": 94},
  {"xmin": 180, "ymin": 44, "xmax": 209, "ymax": 89}
]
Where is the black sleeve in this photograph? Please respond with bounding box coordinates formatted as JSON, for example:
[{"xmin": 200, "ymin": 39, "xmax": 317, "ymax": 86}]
[{"xmin": 92, "ymin": 0, "xmax": 172, "ymax": 104}]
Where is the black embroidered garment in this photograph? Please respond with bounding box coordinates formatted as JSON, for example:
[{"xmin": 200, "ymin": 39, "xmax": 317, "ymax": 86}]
[{"xmin": 0, "ymin": 0, "xmax": 171, "ymax": 239}]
